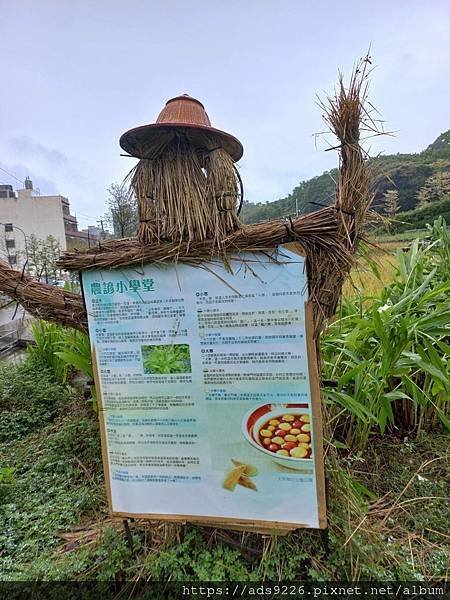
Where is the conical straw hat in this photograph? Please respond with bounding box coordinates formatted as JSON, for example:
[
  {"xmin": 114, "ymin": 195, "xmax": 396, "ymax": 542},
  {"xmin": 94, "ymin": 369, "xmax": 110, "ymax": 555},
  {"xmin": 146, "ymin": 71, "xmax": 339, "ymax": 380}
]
[{"xmin": 120, "ymin": 94, "xmax": 243, "ymax": 162}]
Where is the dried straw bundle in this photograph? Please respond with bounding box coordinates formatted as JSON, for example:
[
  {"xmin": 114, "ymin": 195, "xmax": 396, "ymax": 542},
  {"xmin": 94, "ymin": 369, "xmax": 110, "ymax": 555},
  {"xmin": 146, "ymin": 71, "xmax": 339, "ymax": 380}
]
[
  {"xmin": 204, "ymin": 146, "xmax": 241, "ymax": 236},
  {"xmin": 0, "ymin": 260, "xmax": 87, "ymax": 331},
  {"xmin": 58, "ymin": 206, "xmax": 348, "ymax": 272},
  {"xmin": 308, "ymin": 55, "xmax": 377, "ymax": 336},
  {"xmin": 126, "ymin": 136, "xmax": 241, "ymax": 246}
]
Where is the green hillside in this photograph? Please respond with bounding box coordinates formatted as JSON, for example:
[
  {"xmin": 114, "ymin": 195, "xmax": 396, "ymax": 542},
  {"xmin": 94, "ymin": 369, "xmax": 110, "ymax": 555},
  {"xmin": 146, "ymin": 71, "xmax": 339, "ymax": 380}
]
[{"xmin": 240, "ymin": 130, "xmax": 450, "ymax": 225}]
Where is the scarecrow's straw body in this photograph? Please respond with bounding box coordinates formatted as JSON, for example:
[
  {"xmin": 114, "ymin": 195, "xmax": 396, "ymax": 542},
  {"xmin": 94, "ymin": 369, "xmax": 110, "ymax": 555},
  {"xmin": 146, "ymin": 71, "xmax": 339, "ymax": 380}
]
[
  {"xmin": 0, "ymin": 56, "xmax": 375, "ymax": 340},
  {"xmin": 128, "ymin": 138, "xmax": 242, "ymax": 246}
]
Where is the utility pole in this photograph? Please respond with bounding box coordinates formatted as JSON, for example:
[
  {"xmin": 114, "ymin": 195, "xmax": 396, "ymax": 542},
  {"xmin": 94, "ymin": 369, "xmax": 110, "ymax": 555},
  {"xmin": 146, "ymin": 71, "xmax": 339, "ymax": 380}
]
[{"xmin": 99, "ymin": 219, "xmax": 106, "ymax": 240}]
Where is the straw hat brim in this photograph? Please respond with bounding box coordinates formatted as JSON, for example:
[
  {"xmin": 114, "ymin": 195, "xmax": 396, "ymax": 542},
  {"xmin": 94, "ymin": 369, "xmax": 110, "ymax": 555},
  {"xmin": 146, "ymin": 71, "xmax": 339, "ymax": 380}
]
[{"xmin": 119, "ymin": 123, "xmax": 243, "ymax": 162}]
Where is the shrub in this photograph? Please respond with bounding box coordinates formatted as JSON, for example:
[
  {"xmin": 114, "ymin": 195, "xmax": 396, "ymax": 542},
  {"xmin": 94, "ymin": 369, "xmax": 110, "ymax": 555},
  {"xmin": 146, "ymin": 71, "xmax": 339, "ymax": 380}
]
[
  {"xmin": 390, "ymin": 196, "xmax": 450, "ymax": 233},
  {"xmin": 0, "ymin": 356, "xmax": 71, "ymax": 442}
]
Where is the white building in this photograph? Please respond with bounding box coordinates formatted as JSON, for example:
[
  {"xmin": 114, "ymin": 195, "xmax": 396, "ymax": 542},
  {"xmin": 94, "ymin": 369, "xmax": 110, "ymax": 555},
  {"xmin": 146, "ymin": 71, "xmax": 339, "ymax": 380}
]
[{"xmin": 0, "ymin": 177, "xmax": 90, "ymax": 268}]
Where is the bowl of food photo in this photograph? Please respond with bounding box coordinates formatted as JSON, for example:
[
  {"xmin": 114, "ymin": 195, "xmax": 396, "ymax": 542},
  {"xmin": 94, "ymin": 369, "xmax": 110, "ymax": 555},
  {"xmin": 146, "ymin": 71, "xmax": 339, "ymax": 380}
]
[{"xmin": 242, "ymin": 404, "xmax": 313, "ymax": 470}]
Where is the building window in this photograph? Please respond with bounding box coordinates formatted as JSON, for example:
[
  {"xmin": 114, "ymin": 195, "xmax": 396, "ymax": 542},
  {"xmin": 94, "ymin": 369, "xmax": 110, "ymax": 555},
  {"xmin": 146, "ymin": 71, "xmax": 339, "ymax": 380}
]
[
  {"xmin": 6, "ymin": 239, "xmax": 15, "ymax": 249},
  {"xmin": 8, "ymin": 255, "xmax": 17, "ymax": 265},
  {"xmin": 4, "ymin": 223, "xmax": 13, "ymax": 232},
  {"xmin": 64, "ymin": 220, "xmax": 77, "ymax": 232}
]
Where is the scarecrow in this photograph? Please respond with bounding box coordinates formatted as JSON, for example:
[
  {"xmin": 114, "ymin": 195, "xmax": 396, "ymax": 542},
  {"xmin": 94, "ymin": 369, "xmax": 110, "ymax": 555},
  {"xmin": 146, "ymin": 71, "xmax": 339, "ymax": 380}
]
[
  {"xmin": 0, "ymin": 57, "xmax": 374, "ymax": 355},
  {"xmin": 120, "ymin": 93, "xmax": 244, "ymax": 245}
]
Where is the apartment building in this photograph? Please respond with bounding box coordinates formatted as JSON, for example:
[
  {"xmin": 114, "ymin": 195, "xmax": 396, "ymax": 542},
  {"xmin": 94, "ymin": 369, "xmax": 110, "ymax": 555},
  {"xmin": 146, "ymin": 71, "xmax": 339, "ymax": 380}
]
[{"xmin": 0, "ymin": 178, "xmax": 96, "ymax": 268}]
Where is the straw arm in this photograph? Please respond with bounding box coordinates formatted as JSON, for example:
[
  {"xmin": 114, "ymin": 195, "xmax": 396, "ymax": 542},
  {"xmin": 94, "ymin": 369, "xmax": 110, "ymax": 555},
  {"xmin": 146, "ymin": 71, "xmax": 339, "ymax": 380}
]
[
  {"xmin": 0, "ymin": 204, "xmax": 354, "ymax": 336},
  {"xmin": 57, "ymin": 207, "xmax": 348, "ymax": 271},
  {"xmin": 0, "ymin": 206, "xmax": 352, "ymax": 336},
  {"xmin": 0, "ymin": 260, "xmax": 87, "ymax": 332}
]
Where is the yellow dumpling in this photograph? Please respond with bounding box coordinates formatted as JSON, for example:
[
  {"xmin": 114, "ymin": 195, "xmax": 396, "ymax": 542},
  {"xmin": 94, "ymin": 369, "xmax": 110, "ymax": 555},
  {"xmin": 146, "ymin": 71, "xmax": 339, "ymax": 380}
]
[
  {"xmin": 282, "ymin": 414, "xmax": 295, "ymax": 422},
  {"xmin": 290, "ymin": 446, "xmax": 308, "ymax": 458},
  {"xmin": 278, "ymin": 422, "xmax": 291, "ymax": 431},
  {"xmin": 260, "ymin": 429, "xmax": 272, "ymax": 437}
]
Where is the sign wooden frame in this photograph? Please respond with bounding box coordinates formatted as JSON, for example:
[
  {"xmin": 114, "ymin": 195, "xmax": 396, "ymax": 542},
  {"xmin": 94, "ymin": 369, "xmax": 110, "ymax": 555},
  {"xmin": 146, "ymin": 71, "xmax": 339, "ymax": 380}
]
[{"xmin": 87, "ymin": 243, "xmax": 327, "ymax": 533}]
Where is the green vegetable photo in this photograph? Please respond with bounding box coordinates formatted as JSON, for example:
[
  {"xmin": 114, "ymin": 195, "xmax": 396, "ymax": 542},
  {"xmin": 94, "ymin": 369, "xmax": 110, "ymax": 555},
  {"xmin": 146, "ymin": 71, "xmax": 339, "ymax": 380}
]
[{"xmin": 141, "ymin": 344, "xmax": 192, "ymax": 375}]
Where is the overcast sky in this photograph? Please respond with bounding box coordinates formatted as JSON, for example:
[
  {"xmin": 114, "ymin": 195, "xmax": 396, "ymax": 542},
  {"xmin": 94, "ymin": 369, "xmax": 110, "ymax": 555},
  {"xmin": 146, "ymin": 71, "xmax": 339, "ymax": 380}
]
[{"xmin": 1, "ymin": 1, "xmax": 449, "ymax": 228}]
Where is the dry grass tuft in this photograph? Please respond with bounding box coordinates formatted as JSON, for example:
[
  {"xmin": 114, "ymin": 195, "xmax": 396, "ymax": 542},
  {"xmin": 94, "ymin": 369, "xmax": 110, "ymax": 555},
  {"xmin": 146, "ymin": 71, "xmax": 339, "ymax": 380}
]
[{"xmin": 0, "ymin": 259, "xmax": 87, "ymax": 331}]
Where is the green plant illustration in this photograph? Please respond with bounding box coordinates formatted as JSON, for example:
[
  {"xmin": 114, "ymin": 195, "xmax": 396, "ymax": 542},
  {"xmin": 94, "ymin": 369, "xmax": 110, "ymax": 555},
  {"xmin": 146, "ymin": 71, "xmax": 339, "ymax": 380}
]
[{"xmin": 141, "ymin": 344, "xmax": 191, "ymax": 375}]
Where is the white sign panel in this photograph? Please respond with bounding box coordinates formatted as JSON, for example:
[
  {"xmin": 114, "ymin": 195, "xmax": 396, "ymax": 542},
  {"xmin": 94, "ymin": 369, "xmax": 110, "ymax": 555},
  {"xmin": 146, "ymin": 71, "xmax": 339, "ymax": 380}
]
[{"xmin": 82, "ymin": 249, "xmax": 325, "ymax": 528}]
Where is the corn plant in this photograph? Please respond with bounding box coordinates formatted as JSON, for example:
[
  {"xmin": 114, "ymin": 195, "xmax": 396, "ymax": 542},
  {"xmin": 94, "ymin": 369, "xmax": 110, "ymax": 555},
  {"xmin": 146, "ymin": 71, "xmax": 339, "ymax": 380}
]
[
  {"xmin": 322, "ymin": 217, "xmax": 450, "ymax": 448},
  {"xmin": 28, "ymin": 321, "xmax": 92, "ymax": 382},
  {"xmin": 28, "ymin": 321, "xmax": 69, "ymax": 382},
  {"xmin": 55, "ymin": 329, "xmax": 93, "ymax": 381}
]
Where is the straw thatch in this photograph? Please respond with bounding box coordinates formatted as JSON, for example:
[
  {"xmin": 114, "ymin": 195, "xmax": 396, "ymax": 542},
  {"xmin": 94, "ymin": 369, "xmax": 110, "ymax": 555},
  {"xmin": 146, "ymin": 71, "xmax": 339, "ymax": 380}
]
[
  {"xmin": 127, "ymin": 135, "xmax": 241, "ymax": 246},
  {"xmin": 0, "ymin": 55, "xmax": 376, "ymax": 339}
]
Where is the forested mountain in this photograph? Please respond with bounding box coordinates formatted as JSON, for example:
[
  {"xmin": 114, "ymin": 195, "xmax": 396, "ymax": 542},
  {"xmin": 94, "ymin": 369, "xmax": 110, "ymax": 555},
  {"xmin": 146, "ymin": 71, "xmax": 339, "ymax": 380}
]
[{"xmin": 240, "ymin": 130, "xmax": 450, "ymax": 225}]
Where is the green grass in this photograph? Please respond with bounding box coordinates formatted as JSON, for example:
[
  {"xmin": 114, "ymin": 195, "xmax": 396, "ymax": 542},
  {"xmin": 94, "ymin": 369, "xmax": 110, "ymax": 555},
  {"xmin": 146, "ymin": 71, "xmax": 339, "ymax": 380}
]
[
  {"xmin": 376, "ymin": 229, "xmax": 431, "ymax": 243},
  {"xmin": 0, "ymin": 355, "xmax": 448, "ymax": 581},
  {"xmin": 0, "ymin": 358, "xmax": 103, "ymax": 579},
  {"xmin": 0, "ymin": 356, "xmax": 70, "ymax": 443}
]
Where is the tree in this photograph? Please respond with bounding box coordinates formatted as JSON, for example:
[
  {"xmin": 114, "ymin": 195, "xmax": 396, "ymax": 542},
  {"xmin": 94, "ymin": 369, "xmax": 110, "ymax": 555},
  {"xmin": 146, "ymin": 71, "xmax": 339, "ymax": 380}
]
[
  {"xmin": 25, "ymin": 234, "xmax": 62, "ymax": 281},
  {"xmin": 417, "ymin": 163, "xmax": 450, "ymax": 207},
  {"xmin": 41, "ymin": 235, "xmax": 62, "ymax": 280},
  {"xmin": 103, "ymin": 183, "xmax": 138, "ymax": 238},
  {"xmin": 383, "ymin": 189, "xmax": 400, "ymax": 219},
  {"xmin": 0, "ymin": 235, "xmax": 11, "ymax": 266}
]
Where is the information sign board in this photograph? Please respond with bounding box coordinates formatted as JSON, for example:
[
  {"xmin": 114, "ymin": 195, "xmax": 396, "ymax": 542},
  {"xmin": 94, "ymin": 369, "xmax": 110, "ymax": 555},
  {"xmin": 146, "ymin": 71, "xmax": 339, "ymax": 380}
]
[{"xmin": 82, "ymin": 247, "xmax": 326, "ymax": 530}]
